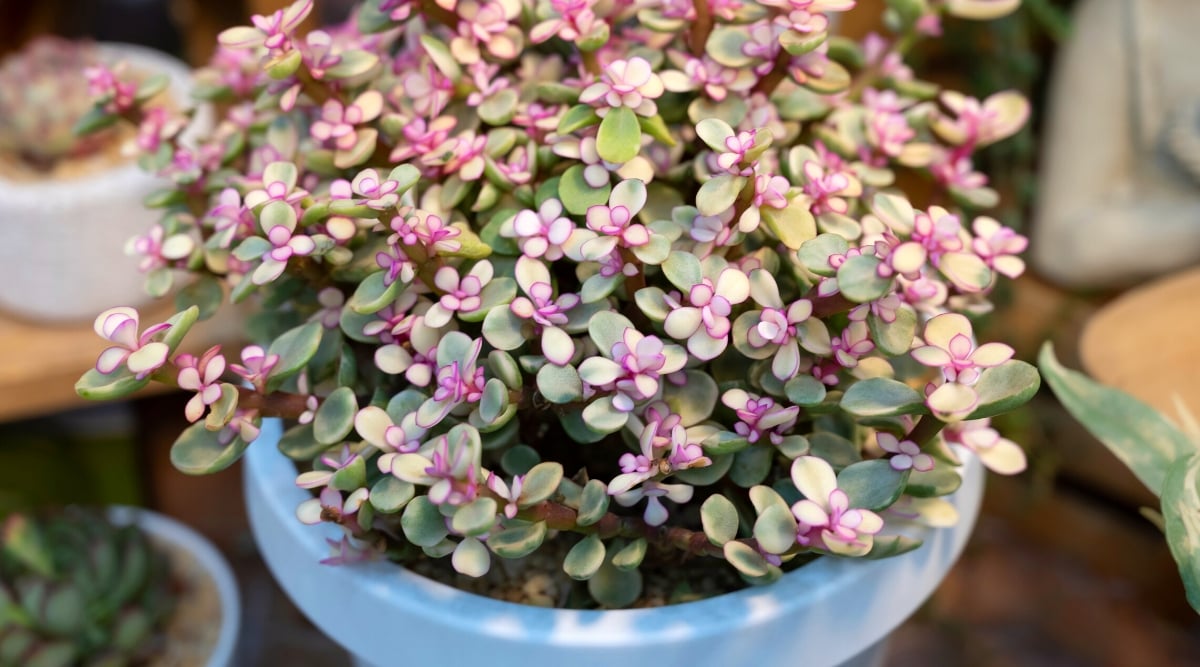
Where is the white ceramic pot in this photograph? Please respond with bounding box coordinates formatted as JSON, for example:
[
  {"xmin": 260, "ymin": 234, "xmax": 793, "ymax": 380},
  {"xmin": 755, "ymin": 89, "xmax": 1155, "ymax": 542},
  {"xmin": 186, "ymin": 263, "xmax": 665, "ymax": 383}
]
[
  {"xmin": 0, "ymin": 43, "xmax": 200, "ymax": 323},
  {"xmin": 246, "ymin": 419, "xmax": 983, "ymax": 667},
  {"xmin": 107, "ymin": 506, "xmax": 241, "ymax": 667}
]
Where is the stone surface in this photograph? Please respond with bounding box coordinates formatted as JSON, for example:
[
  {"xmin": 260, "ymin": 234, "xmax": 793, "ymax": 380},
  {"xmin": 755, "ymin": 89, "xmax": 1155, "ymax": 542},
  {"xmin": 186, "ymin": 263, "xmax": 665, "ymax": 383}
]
[{"xmin": 1032, "ymin": 0, "xmax": 1200, "ymax": 288}]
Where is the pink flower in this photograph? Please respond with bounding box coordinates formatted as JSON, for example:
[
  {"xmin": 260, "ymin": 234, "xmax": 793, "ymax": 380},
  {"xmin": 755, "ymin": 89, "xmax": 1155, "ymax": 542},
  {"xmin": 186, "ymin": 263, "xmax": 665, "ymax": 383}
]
[
  {"xmin": 507, "ymin": 199, "xmax": 578, "ymax": 260},
  {"xmin": 722, "ymin": 388, "xmax": 800, "ymax": 445},
  {"xmin": 876, "ymin": 432, "xmax": 933, "ymax": 472},
  {"xmin": 911, "ymin": 313, "xmax": 1012, "ymax": 386},
  {"xmin": 790, "ymin": 456, "xmax": 884, "ymax": 556},
  {"xmin": 310, "ymin": 91, "xmax": 384, "ymax": 151},
  {"xmin": 424, "ymin": 261, "xmax": 494, "ymax": 327},
  {"xmin": 579, "ymin": 57, "xmax": 665, "ymax": 117},
  {"xmin": 126, "ymin": 224, "xmax": 195, "ymax": 273},
  {"xmin": 176, "ymin": 345, "xmax": 227, "ymax": 423},
  {"xmin": 663, "ymin": 268, "xmax": 750, "ymax": 360},
  {"xmin": 218, "ymin": 0, "xmax": 313, "ymax": 52},
  {"xmin": 971, "ymin": 217, "xmax": 1027, "ymax": 279},
  {"xmin": 579, "ymin": 329, "xmax": 686, "ymax": 412},
  {"xmin": 229, "ymin": 345, "xmax": 280, "ymax": 391},
  {"xmin": 92, "ymin": 307, "xmax": 171, "ymax": 379},
  {"xmin": 942, "ymin": 418, "xmax": 1027, "ymax": 474}
]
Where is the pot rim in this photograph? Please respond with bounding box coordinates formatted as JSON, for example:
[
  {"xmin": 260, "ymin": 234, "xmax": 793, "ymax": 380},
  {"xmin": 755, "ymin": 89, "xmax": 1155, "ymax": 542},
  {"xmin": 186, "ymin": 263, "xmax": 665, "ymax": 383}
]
[
  {"xmin": 107, "ymin": 505, "xmax": 241, "ymax": 667},
  {"xmin": 246, "ymin": 417, "xmax": 982, "ymax": 662}
]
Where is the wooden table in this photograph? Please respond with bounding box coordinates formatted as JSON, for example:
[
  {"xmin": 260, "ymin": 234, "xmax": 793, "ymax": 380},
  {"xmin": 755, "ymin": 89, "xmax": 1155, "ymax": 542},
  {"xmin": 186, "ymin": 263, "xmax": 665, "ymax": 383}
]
[{"xmin": 0, "ymin": 302, "xmax": 244, "ymax": 422}]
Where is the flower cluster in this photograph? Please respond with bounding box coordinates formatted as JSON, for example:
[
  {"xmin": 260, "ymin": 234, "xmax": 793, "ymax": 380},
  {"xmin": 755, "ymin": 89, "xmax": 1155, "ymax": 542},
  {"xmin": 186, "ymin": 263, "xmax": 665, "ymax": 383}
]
[{"xmin": 77, "ymin": 0, "xmax": 1037, "ymax": 608}]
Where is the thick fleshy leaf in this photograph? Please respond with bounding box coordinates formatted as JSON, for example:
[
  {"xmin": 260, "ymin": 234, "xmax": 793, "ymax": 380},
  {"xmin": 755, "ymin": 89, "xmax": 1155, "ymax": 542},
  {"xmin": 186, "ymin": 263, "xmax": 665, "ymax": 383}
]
[
  {"xmin": 761, "ymin": 202, "xmax": 818, "ymax": 250},
  {"xmin": 563, "ymin": 534, "xmax": 606, "ymax": 580},
  {"xmin": 558, "ymin": 104, "xmax": 601, "ymax": 134},
  {"xmin": 966, "ymin": 360, "xmax": 1040, "ymax": 420},
  {"xmin": 266, "ymin": 321, "xmax": 323, "ymax": 387},
  {"xmin": 837, "ymin": 255, "xmax": 892, "ymax": 303},
  {"xmin": 790, "ymin": 456, "xmax": 837, "ymax": 503},
  {"xmin": 482, "ymin": 307, "xmax": 527, "ymax": 351},
  {"xmin": 905, "ymin": 467, "xmax": 962, "ymax": 498},
  {"xmin": 582, "ymin": 398, "xmax": 630, "ymax": 433},
  {"xmin": 723, "ymin": 540, "xmax": 769, "ymax": 577},
  {"xmin": 452, "ymin": 498, "xmax": 499, "ymax": 537},
  {"xmin": 577, "ymin": 479, "xmax": 611, "ymax": 527},
  {"xmin": 370, "ymin": 477, "xmax": 415, "ymax": 513},
  {"xmin": 938, "ymin": 251, "xmax": 991, "ymax": 293},
  {"xmin": 661, "ymin": 251, "xmax": 702, "ymax": 292},
  {"xmin": 537, "ymin": 363, "xmax": 583, "ymax": 404},
  {"xmin": 754, "ymin": 504, "xmax": 799, "ymax": 555},
  {"xmin": 730, "ymin": 446, "xmax": 773, "ymax": 488},
  {"xmin": 489, "ymin": 521, "xmax": 548, "ymax": 559},
  {"xmin": 452, "ymin": 537, "xmax": 491, "ymax": 577},
  {"xmin": 314, "ymin": 387, "xmax": 358, "ymax": 445},
  {"xmin": 589, "ymin": 559, "xmax": 643, "ymax": 608},
  {"xmin": 401, "ymin": 498, "xmax": 449, "ymax": 547},
  {"xmin": 611, "ymin": 537, "xmax": 648, "ymax": 571},
  {"xmin": 808, "ymin": 432, "xmax": 861, "ymax": 469},
  {"xmin": 518, "ymin": 462, "xmax": 563, "ymax": 507},
  {"xmin": 596, "ymin": 106, "xmax": 641, "ymax": 164},
  {"xmin": 869, "ymin": 307, "xmax": 918, "ymax": 357},
  {"xmin": 838, "ymin": 460, "xmax": 908, "ymax": 511},
  {"xmin": 785, "ymin": 374, "xmax": 827, "ymax": 406},
  {"xmin": 864, "ymin": 535, "xmax": 923, "ymax": 560},
  {"xmin": 662, "ymin": 371, "xmax": 718, "ymax": 426},
  {"xmin": 701, "ymin": 494, "xmax": 739, "ymax": 545},
  {"xmin": 559, "ymin": 164, "xmax": 611, "ymax": 215},
  {"xmin": 588, "ymin": 311, "xmax": 635, "ymax": 355},
  {"xmin": 696, "ymin": 174, "xmax": 742, "ymax": 217},
  {"xmin": 797, "ymin": 234, "xmax": 850, "ymax": 276},
  {"xmin": 76, "ymin": 368, "xmax": 150, "ymax": 401},
  {"xmin": 695, "ymin": 118, "xmax": 735, "ymax": 151},
  {"xmin": 170, "ymin": 420, "xmax": 253, "ymax": 475},
  {"xmin": 278, "ymin": 422, "xmax": 325, "ymax": 461},
  {"xmin": 348, "ymin": 271, "xmax": 400, "ymax": 315},
  {"xmin": 840, "ymin": 378, "xmax": 926, "ymax": 417},
  {"xmin": 946, "ymin": 0, "xmax": 1020, "ymax": 20},
  {"xmin": 927, "ymin": 382, "xmax": 978, "ymax": 419},
  {"xmin": 419, "ymin": 34, "xmax": 462, "ymax": 79},
  {"xmin": 1039, "ymin": 344, "xmax": 1190, "ymax": 496}
]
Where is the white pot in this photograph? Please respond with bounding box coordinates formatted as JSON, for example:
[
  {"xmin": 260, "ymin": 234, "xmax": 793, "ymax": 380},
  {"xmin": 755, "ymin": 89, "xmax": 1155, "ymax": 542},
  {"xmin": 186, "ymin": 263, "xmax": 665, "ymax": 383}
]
[
  {"xmin": 245, "ymin": 419, "xmax": 983, "ymax": 667},
  {"xmin": 107, "ymin": 506, "xmax": 241, "ymax": 667},
  {"xmin": 0, "ymin": 43, "xmax": 201, "ymax": 323}
]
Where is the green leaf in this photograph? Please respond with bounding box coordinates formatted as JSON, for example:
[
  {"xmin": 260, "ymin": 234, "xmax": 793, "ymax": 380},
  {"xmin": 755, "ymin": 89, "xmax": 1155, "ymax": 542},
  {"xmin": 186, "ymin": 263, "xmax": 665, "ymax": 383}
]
[
  {"xmin": 1160, "ymin": 454, "xmax": 1200, "ymax": 613},
  {"xmin": 905, "ymin": 466, "xmax": 962, "ymax": 498},
  {"xmin": 808, "ymin": 432, "xmax": 861, "ymax": 470},
  {"xmin": 701, "ymin": 494, "xmax": 739, "ymax": 545},
  {"xmin": 73, "ymin": 106, "xmax": 117, "ymax": 137},
  {"xmin": 753, "ymin": 504, "xmax": 799, "ymax": 555},
  {"xmin": 696, "ymin": 174, "xmax": 742, "ymax": 217},
  {"xmin": 170, "ymin": 420, "xmax": 253, "ymax": 474},
  {"xmin": 564, "ymin": 534, "xmax": 606, "ymax": 580},
  {"xmin": 638, "ymin": 114, "xmax": 676, "ymax": 146},
  {"xmin": 967, "ymin": 360, "xmax": 1041, "ymax": 420},
  {"xmin": 840, "ymin": 378, "xmax": 926, "ymax": 417},
  {"xmin": 75, "ymin": 368, "xmax": 150, "ymax": 401},
  {"xmin": 723, "ymin": 540, "xmax": 769, "ymax": 577},
  {"xmin": 500, "ymin": 445, "xmax": 540, "ymax": 476},
  {"xmin": 330, "ymin": 455, "xmax": 367, "ymax": 491},
  {"xmin": 662, "ymin": 371, "xmax": 718, "ymax": 425},
  {"xmin": 518, "ymin": 462, "xmax": 564, "ymax": 508},
  {"xmin": 837, "ymin": 460, "xmax": 909, "ymax": 511},
  {"xmin": 557, "ymin": 104, "xmax": 601, "ymax": 135},
  {"xmin": 419, "ymin": 34, "xmax": 462, "ymax": 80},
  {"xmin": 478, "ymin": 88, "xmax": 519, "ymax": 125},
  {"xmin": 451, "ymin": 537, "xmax": 491, "ymax": 576},
  {"xmin": 268, "ymin": 321, "xmax": 323, "ymax": 377},
  {"xmin": 558, "ymin": 164, "xmax": 611, "ymax": 215},
  {"xmin": 314, "ymin": 386, "xmax": 358, "ymax": 445},
  {"xmin": 488, "ymin": 521, "xmax": 548, "ymax": 559},
  {"xmin": 611, "ymin": 538, "xmax": 648, "ymax": 571},
  {"xmin": 452, "ymin": 498, "xmax": 499, "ymax": 537},
  {"xmin": 730, "ymin": 446, "xmax": 774, "ymax": 487},
  {"xmin": 1039, "ymin": 343, "xmax": 1188, "ymax": 496},
  {"xmin": 369, "ymin": 477, "xmax": 415, "ymax": 514},
  {"xmin": 576, "ymin": 479, "xmax": 611, "ymax": 527},
  {"xmin": 583, "ymin": 399, "xmax": 629, "ymax": 433},
  {"xmin": 864, "ymin": 535, "xmax": 923, "ymax": 559},
  {"xmin": 203, "ymin": 383, "xmax": 239, "ymax": 431},
  {"xmin": 661, "ymin": 251, "xmax": 702, "ymax": 292},
  {"xmin": 278, "ymin": 422, "xmax": 326, "ymax": 461},
  {"xmin": 160, "ymin": 306, "xmax": 200, "ymax": 352},
  {"xmin": 595, "ymin": 106, "xmax": 641, "ymax": 164},
  {"xmin": 761, "ymin": 201, "xmax": 818, "ymax": 250},
  {"xmin": 348, "ymin": 271, "xmax": 400, "ymax": 315},
  {"xmin": 589, "ymin": 559, "xmax": 643, "ymax": 608},
  {"xmin": 402, "ymin": 497, "xmax": 449, "ymax": 547},
  {"xmin": 797, "ymin": 234, "xmax": 849, "ymax": 276},
  {"xmin": 837, "ymin": 255, "xmax": 893, "ymax": 303},
  {"xmin": 537, "ymin": 362, "xmax": 584, "ymax": 404},
  {"xmin": 869, "ymin": 306, "xmax": 917, "ymax": 357},
  {"xmin": 785, "ymin": 374, "xmax": 827, "ymax": 406},
  {"xmin": 588, "ymin": 311, "xmax": 635, "ymax": 355}
]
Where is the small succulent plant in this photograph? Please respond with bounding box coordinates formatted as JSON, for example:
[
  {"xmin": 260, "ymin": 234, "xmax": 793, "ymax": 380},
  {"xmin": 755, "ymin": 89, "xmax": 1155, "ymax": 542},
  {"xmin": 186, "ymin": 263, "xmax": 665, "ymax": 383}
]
[
  {"xmin": 77, "ymin": 0, "xmax": 1040, "ymax": 608},
  {"xmin": 0, "ymin": 38, "xmax": 112, "ymax": 172},
  {"xmin": 0, "ymin": 509, "xmax": 175, "ymax": 667}
]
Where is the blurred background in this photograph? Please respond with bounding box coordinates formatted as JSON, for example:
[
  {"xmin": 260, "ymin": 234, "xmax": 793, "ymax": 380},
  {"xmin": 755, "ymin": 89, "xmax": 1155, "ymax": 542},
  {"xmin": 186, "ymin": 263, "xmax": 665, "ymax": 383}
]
[{"xmin": 2, "ymin": 0, "xmax": 1199, "ymax": 664}]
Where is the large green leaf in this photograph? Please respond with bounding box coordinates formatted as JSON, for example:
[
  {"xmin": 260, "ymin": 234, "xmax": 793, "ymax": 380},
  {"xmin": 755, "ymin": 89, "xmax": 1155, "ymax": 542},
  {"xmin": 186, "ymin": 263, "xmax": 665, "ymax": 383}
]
[
  {"xmin": 170, "ymin": 420, "xmax": 255, "ymax": 475},
  {"xmin": 1160, "ymin": 454, "xmax": 1200, "ymax": 614},
  {"xmin": 966, "ymin": 360, "xmax": 1041, "ymax": 420},
  {"xmin": 1039, "ymin": 343, "xmax": 1192, "ymax": 496},
  {"xmin": 595, "ymin": 106, "xmax": 641, "ymax": 164}
]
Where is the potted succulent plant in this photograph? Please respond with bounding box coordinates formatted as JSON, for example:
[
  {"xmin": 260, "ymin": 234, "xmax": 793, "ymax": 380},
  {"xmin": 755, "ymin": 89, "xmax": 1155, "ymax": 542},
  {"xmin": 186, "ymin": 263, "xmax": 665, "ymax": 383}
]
[
  {"xmin": 0, "ymin": 507, "xmax": 240, "ymax": 667},
  {"xmin": 74, "ymin": 0, "xmax": 1040, "ymax": 663},
  {"xmin": 0, "ymin": 37, "xmax": 201, "ymax": 322}
]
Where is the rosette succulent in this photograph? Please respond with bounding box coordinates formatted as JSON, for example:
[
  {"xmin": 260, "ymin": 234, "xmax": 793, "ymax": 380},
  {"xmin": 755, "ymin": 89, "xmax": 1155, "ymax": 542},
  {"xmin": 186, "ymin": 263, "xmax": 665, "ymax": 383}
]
[
  {"xmin": 0, "ymin": 510, "xmax": 174, "ymax": 667},
  {"xmin": 76, "ymin": 0, "xmax": 1039, "ymax": 607}
]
